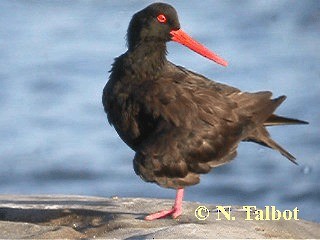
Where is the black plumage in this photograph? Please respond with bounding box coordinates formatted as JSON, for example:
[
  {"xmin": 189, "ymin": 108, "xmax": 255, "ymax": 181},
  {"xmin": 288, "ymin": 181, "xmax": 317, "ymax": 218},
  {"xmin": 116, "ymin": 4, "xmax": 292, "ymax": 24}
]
[{"xmin": 102, "ymin": 3, "xmax": 308, "ymax": 220}]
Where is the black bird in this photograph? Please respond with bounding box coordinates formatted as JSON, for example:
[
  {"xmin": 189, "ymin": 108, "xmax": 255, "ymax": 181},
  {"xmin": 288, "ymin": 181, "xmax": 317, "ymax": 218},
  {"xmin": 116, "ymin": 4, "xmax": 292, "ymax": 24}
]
[{"xmin": 102, "ymin": 3, "xmax": 308, "ymax": 220}]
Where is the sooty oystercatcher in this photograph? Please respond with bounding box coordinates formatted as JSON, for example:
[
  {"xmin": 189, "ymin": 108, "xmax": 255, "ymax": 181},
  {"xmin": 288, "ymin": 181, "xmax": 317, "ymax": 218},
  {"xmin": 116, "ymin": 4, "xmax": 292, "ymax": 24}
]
[{"xmin": 102, "ymin": 3, "xmax": 308, "ymax": 220}]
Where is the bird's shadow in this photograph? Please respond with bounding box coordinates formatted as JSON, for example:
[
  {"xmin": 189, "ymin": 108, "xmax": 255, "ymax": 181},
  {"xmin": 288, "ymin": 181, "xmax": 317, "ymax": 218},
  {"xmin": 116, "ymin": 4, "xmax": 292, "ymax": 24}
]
[
  {"xmin": 0, "ymin": 198, "xmax": 146, "ymax": 237},
  {"xmin": 0, "ymin": 197, "xmax": 202, "ymax": 238}
]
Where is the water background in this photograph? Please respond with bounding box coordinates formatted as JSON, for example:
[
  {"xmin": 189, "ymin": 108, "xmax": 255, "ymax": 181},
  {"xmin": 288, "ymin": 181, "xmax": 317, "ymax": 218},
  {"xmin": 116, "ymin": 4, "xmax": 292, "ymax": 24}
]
[{"xmin": 0, "ymin": 0, "xmax": 319, "ymax": 222}]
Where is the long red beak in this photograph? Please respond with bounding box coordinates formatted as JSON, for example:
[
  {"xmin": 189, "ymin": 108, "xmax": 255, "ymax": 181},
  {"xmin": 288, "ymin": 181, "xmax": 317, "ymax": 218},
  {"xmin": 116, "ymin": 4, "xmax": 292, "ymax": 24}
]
[{"xmin": 170, "ymin": 29, "xmax": 228, "ymax": 67}]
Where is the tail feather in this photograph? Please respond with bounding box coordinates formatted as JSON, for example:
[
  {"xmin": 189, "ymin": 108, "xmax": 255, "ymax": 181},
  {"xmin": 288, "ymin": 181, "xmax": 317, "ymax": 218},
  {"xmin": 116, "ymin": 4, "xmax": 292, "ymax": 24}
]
[
  {"xmin": 242, "ymin": 94, "xmax": 287, "ymax": 125},
  {"xmin": 265, "ymin": 114, "xmax": 309, "ymax": 126},
  {"xmin": 259, "ymin": 135, "xmax": 298, "ymax": 165},
  {"xmin": 244, "ymin": 127, "xmax": 298, "ymax": 165},
  {"xmin": 243, "ymin": 94, "xmax": 308, "ymax": 164}
]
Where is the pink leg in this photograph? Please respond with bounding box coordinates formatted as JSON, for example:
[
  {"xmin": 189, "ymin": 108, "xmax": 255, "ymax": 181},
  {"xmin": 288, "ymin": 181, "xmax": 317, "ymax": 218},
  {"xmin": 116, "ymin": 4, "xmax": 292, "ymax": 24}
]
[{"xmin": 145, "ymin": 188, "xmax": 184, "ymax": 221}]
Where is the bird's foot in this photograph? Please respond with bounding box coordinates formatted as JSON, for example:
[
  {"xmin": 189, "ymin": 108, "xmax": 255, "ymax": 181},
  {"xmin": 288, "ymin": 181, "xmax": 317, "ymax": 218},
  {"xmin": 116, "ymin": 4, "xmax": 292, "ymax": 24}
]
[
  {"xmin": 145, "ymin": 206, "xmax": 182, "ymax": 220},
  {"xmin": 145, "ymin": 188, "xmax": 184, "ymax": 221}
]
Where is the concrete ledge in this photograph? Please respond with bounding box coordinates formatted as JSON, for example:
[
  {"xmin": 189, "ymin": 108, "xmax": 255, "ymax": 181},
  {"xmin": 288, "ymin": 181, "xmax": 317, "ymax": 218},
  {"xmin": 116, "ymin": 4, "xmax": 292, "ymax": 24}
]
[{"xmin": 0, "ymin": 195, "xmax": 319, "ymax": 239}]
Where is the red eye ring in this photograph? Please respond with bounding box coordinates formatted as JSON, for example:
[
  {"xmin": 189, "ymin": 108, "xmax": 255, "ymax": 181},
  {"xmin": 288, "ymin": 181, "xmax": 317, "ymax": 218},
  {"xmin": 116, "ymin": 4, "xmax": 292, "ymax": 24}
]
[{"xmin": 157, "ymin": 14, "xmax": 167, "ymax": 23}]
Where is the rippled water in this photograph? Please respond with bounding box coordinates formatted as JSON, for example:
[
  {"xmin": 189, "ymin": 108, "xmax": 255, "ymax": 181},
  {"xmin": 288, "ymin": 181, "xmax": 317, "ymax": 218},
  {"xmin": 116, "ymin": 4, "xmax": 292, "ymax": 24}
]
[{"xmin": 0, "ymin": 1, "xmax": 319, "ymax": 222}]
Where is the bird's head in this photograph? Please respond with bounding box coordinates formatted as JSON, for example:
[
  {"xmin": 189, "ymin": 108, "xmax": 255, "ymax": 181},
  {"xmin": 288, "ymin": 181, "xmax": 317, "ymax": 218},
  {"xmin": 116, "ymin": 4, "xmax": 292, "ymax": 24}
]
[{"xmin": 127, "ymin": 3, "xmax": 228, "ymax": 67}]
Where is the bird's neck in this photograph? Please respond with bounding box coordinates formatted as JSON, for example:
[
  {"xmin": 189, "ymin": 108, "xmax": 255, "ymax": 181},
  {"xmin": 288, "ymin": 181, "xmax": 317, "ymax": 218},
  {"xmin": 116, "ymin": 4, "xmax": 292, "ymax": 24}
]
[{"xmin": 126, "ymin": 41, "xmax": 167, "ymax": 80}]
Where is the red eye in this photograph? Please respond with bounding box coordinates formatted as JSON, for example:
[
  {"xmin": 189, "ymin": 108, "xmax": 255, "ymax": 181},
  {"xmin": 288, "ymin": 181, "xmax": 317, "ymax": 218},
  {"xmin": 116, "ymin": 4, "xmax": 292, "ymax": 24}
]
[{"xmin": 157, "ymin": 14, "xmax": 167, "ymax": 23}]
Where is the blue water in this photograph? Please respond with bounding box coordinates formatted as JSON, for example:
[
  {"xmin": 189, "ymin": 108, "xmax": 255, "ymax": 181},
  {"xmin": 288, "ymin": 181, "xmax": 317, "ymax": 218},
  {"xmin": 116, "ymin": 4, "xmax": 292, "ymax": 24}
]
[{"xmin": 0, "ymin": 1, "xmax": 319, "ymax": 222}]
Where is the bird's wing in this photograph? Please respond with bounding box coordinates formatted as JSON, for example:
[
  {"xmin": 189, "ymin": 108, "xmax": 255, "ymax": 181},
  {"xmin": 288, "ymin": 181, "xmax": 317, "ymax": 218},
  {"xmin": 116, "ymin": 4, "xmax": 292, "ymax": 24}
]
[
  {"xmin": 137, "ymin": 63, "xmax": 239, "ymax": 128},
  {"xmin": 138, "ymin": 63, "xmax": 279, "ymax": 132}
]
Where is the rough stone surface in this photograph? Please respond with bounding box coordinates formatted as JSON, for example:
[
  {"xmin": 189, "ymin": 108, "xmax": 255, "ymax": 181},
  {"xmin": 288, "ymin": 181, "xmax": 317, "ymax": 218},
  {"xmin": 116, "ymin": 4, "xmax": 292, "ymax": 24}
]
[{"xmin": 0, "ymin": 195, "xmax": 319, "ymax": 239}]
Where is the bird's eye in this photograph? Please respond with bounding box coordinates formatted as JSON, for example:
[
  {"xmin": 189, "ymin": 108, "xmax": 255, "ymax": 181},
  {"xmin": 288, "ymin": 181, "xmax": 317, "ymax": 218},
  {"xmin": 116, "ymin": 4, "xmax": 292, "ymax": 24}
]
[{"xmin": 157, "ymin": 14, "xmax": 167, "ymax": 23}]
